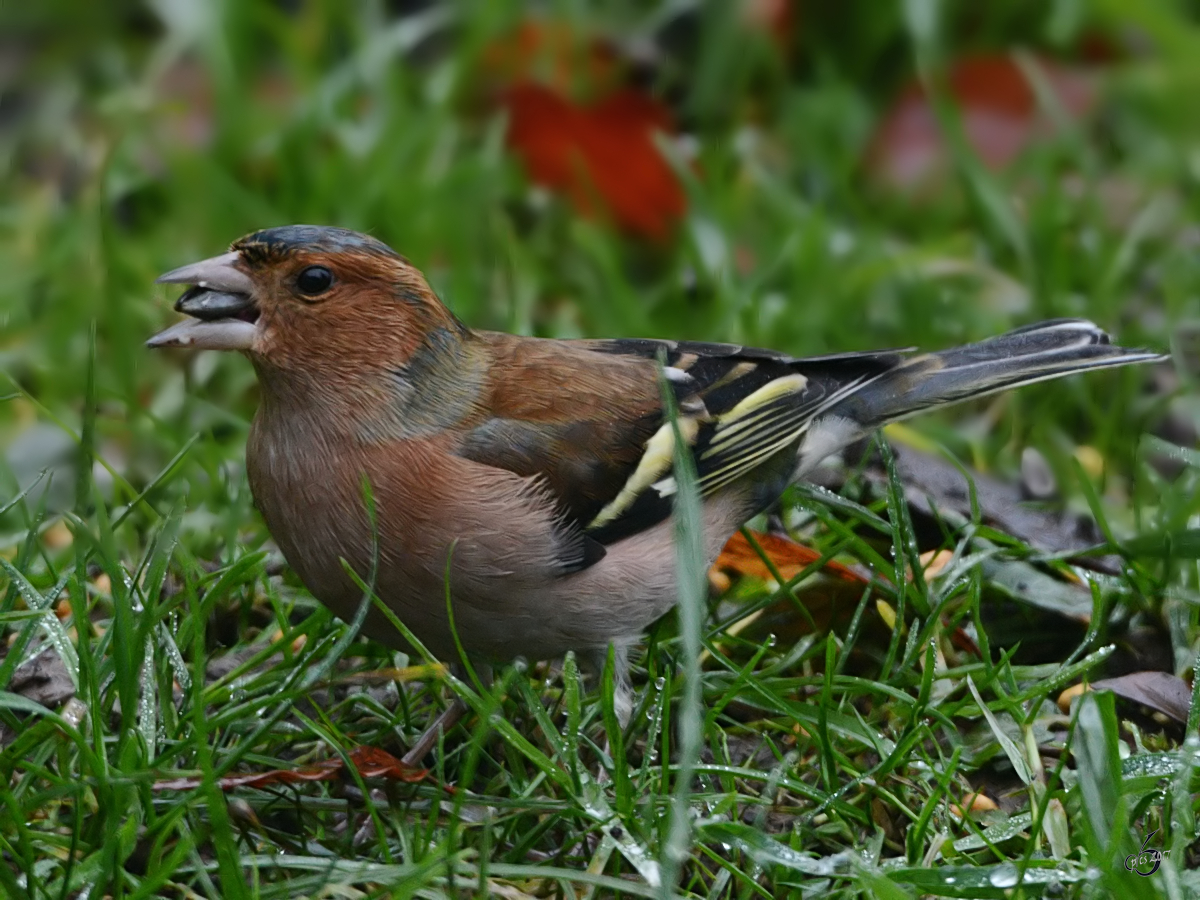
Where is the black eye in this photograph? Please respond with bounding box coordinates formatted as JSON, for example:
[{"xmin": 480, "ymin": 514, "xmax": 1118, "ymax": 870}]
[{"xmin": 296, "ymin": 265, "xmax": 333, "ymax": 296}]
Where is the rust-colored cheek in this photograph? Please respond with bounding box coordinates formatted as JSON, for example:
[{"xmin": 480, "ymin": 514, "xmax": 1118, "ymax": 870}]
[{"xmin": 252, "ymin": 291, "xmax": 428, "ymax": 375}]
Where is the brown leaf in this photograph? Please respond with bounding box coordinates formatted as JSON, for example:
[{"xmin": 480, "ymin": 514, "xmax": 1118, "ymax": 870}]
[
  {"xmin": 868, "ymin": 53, "xmax": 1098, "ymax": 191},
  {"xmin": 1091, "ymin": 671, "xmax": 1193, "ymax": 725},
  {"xmin": 7, "ymin": 647, "xmax": 76, "ymax": 710},
  {"xmin": 343, "ymin": 746, "xmax": 429, "ymax": 780},
  {"xmin": 153, "ymin": 746, "xmax": 427, "ymax": 792}
]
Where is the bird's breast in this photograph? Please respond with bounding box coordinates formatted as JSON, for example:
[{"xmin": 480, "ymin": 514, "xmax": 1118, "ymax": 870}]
[
  {"xmin": 246, "ymin": 412, "xmax": 379, "ymax": 606},
  {"xmin": 244, "ymin": 404, "xmax": 593, "ymax": 659}
]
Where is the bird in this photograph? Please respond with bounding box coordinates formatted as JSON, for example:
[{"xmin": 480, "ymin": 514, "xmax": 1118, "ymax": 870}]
[{"xmin": 148, "ymin": 224, "xmax": 1162, "ymax": 760}]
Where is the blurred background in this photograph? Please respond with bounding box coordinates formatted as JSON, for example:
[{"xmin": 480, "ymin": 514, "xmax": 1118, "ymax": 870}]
[
  {"xmin": 1, "ymin": 0, "xmax": 1195, "ymax": 552},
  {"xmin": 7, "ymin": 2, "xmax": 1200, "ymax": 891}
]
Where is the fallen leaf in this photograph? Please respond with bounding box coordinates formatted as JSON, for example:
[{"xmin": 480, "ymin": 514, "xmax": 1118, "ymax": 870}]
[
  {"xmin": 868, "ymin": 53, "xmax": 1098, "ymax": 191},
  {"xmin": 948, "ymin": 627, "xmax": 981, "ymax": 658},
  {"xmin": 1091, "ymin": 671, "xmax": 1193, "ymax": 725},
  {"xmin": 481, "ymin": 19, "xmax": 690, "ymax": 239},
  {"xmin": 951, "ymin": 790, "xmax": 999, "ymax": 818},
  {"xmin": 713, "ymin": 529, "xmax": 869, "ymax": 584},
  {"xmin": 708, "ymin": 568, "xmax": 733, "ymax": 594},
  {"xmin": 1057, "ymin": 682, "xmax": 1089, "ymax": 713},
  {"xmin": 717, "ymin": 530, "xmax": 882, "ymax": 650},
  {"xmin": 859, "ymin": 441, "xmax": 1116, "ymax": 569},
  {"xmin": 919, "ymin": 548, "xmax": 955, "ymax": 578},
  {"xmin": 716, "ymin": 530, "xmax": 981, "ymax": 662},
  {"xmin": 0, "ymin": 647, "xmax": 78, "ymax": 748},
  {"xmin": 502, "ymin": 82, "xmax": 686, "ymax": 239},
  {"xmin": 7, "ymin": 647, "xmax": 76, "ymax": 709},
  {"xmin": 153, "ymin": 746, "xmax": 427, "ymax": 792},
  {"xmin": 980, "ymin": 555, "xmax": 1093, "ymax": 623}
]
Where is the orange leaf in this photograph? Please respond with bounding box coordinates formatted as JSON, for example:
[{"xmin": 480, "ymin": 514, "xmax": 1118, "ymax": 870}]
[
  {"xmin": 868, "ymin": 53, "xmax": 1098, "ymax": 190},
  {"xmin": 713, "ymin": 531, "xmax": 980, "ymax": 659},
  {"xmin": 503, "ymin": 82, "xmax": 686, "ymax": 240},
  {"xmin": 712, "ymin": 530, "xmax": 869, "ymax": 585}
]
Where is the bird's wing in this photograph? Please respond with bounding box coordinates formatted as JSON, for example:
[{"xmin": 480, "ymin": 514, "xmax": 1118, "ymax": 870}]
[
  {"xmin": 575, "ymin": 338, "xmax": 905, "ymax": 544},
  {"xmin": 456, "ymin": 333, "xmax": 906, "ymax": 559}
]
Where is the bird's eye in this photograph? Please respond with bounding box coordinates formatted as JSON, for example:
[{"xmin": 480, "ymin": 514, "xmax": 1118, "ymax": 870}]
[{"xmin": 296, "ymin": 265, "xmax": 334, "ymax": 296}]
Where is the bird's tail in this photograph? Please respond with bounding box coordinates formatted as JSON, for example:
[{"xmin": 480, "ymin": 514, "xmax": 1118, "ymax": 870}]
[{"xmin": 840, "ymin": 319, "xmax": 1164, "ymax": 427}]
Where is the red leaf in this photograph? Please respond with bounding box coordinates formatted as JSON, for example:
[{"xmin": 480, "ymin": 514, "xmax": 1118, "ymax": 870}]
[
  {"xmin": 503, "ymin": 82, "xmax": 686, "ymax": 240},
  {"xmin": 153, "ymin": 746, "xmax": 427, "ymax": 792},
  {"xmin": 481, "ymin": 19, "xmax": 689, "ymax": 239},
  {"xmin": 868, "ymin": 53, "xmax": 1098, "ymax": 190},
  {"xmin": 344, "ymin": 746, "xmax": 428, "ymax": 781}
]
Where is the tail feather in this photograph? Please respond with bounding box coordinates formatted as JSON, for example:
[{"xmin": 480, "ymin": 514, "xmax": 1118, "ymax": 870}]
[{"xmin": 840, "ymin": 319, "xmax": 1164, "ymax": 427}]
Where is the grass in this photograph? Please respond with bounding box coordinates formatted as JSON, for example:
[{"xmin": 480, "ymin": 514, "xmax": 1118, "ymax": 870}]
[{"xmin": 3, "ymin": 1, "xmax": 1200, "ymax": 897}]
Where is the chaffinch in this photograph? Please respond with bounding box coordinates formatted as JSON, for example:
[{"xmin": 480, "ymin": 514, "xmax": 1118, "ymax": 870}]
[{"xmin": 149, "ymin": 225, "xmax": 1160, "ymax": 747}]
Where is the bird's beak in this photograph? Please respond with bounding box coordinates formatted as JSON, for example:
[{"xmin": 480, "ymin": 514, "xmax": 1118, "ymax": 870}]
[{"xmin": 147, "ymin": 251, "xmax": 259, "ymax": 351}]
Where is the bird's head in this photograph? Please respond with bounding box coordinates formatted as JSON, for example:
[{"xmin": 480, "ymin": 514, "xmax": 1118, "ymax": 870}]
[{"xmin": 147, "ymin": 225, "xmax": 465, "ymax": 377}]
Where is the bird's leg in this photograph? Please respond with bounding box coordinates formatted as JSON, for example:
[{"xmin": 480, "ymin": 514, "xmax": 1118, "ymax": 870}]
[
  {"xmin": 580, "ymin": 643, "xmax": 634, "ymax": 785},
  {"xmin": 580, "ymin": 643, "xmax": 634, "ymax": 728},
  {"xmin": 611, "ymin": 649, "xmax": 634, "ymax": 730},
  {"xmin": 400, "ymin": 663, "xmax": 491, "ymax": 767}
]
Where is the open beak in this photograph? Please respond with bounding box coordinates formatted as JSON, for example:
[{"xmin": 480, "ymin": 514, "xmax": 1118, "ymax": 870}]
[{"xmin": 147, "ymin": 251, "xmax": 259, "ymax": 351}]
